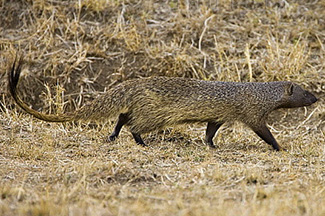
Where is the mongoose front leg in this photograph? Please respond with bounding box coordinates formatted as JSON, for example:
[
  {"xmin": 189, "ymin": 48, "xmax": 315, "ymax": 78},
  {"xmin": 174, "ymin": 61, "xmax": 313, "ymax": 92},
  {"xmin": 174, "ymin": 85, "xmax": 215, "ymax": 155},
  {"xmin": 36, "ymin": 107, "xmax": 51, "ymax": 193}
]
[
  {"xmin": 252, "ymin": 125, "xmax": 282, "ymax": 151},
  {"xmin": 205, "ymin": 122, "xmax": 223, "ymax": 148},
  {"xmin": 108, "ymin": 113, "xmax": 129, "ymax": 141},
  {"xmin": 131, "ymin": 132, "xmax": 147, "ymax": 147}
]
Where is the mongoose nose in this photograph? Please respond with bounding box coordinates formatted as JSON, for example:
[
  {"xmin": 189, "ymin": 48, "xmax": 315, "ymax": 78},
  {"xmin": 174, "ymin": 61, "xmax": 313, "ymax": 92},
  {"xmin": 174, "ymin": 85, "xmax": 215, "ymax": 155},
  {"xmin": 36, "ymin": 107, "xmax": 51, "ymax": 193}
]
[{"xmin": 311, "ymin": 96, "xmax": 318, "ymax": 104}]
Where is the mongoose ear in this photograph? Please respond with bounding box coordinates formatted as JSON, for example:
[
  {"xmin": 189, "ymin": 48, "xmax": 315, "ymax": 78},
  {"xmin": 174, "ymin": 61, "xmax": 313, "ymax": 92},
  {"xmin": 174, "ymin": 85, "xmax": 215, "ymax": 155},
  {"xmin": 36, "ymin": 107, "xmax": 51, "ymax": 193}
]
[{"xmin": 285, "ymin": 83, "xmax": 294, "ymax": 96}]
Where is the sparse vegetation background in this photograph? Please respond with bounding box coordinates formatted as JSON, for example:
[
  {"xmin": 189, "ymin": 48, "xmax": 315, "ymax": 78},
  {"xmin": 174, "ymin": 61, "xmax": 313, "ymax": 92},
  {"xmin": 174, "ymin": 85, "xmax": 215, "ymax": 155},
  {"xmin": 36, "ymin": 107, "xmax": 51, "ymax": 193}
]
[{"xmin": 0, "ymin": 0, "xmax": 324, "ymax": 215}]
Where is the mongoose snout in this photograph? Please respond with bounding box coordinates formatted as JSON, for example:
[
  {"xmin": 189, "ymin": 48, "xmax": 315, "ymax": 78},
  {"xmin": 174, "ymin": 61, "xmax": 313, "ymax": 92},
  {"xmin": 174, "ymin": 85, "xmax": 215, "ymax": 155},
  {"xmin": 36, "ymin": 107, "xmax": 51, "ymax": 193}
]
[
  {"xmin": 8, "ymin": 56, "xmax": 318, "ymax": 151},
  {"xmin": 307, "ymin": 92, "xmax": 318, "ymax": 105}
]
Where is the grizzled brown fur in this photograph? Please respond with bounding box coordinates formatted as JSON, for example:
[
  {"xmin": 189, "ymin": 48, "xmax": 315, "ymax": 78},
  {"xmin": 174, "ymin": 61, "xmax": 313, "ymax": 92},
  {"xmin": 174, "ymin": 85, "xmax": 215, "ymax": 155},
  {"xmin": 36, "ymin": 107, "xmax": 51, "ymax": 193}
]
[{"xmin": 8, "ymin": 56, "xmax": 318, "ymax": 151}]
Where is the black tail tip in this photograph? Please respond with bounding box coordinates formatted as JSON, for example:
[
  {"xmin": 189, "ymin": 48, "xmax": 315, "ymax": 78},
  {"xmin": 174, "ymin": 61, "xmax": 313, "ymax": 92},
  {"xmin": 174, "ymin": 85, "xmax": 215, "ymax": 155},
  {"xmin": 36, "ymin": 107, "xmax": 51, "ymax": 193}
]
[{"xmin": 8, "ymin": 54, "xmax": 24, "ymax": 93}]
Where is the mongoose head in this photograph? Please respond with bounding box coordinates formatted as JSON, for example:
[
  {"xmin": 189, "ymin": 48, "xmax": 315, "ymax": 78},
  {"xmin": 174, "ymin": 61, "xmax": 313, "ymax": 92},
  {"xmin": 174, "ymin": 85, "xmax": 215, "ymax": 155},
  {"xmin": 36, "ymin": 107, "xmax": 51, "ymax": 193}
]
[{"xmin": 279, "ymin": 82, "xmax": 318, "ymax": 108}]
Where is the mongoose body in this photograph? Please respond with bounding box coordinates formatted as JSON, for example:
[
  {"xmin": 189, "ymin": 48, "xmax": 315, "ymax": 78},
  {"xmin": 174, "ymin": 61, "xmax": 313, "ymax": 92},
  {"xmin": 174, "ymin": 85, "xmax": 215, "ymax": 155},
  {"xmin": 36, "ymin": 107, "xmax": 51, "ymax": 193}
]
[{"xmin": 8, "ymin": 57, "xmax": 318, "ymax": 150}]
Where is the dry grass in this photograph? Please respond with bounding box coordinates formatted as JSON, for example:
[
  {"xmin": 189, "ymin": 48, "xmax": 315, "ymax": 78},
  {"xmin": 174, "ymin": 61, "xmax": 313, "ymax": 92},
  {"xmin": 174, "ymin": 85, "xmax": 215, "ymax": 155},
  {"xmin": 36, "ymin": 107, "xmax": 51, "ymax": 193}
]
[{"xmin": 0, "ymin": 0, "xmax": 324, "ymax": 215}]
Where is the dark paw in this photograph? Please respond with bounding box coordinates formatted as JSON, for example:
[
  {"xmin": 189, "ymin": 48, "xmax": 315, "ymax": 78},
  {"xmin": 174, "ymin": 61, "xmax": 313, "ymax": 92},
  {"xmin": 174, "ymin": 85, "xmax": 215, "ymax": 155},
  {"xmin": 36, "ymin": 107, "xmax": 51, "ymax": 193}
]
[
  {"xmin": 274, "ymin": 146, "xmax": 288, "ymax": 152},
  {"xmin": 136, "ymin": 142, "xmax": 148, "ymax": 147},
  {"xmin": 107, "ymin": 135, "xmax": 116, "ymax": 142},
  {"xmin": 206, "ymin": 140, "xmax": 216, "ymax": 149}
]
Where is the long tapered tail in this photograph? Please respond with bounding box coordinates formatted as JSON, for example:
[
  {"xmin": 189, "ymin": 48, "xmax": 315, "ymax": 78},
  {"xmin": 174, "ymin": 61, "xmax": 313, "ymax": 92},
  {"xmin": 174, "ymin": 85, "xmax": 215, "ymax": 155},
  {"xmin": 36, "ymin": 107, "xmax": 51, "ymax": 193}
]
[{"xmin": 8, "ymin": 55, "xmax": 74, "ymax": 122}]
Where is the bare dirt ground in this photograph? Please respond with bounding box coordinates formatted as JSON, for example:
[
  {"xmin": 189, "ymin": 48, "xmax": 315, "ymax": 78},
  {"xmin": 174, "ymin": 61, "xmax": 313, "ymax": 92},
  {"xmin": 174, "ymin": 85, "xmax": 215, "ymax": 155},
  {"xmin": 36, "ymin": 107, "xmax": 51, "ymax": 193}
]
[{"xmin": 0, "ymin": 0, "xmax": 324, "ymax": 215}]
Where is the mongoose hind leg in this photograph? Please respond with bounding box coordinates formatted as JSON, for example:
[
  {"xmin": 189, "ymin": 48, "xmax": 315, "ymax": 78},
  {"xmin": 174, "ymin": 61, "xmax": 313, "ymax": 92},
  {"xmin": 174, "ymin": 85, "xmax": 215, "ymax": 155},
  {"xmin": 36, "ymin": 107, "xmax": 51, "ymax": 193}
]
[
  {"xmin": 252, "ymin": 125, "xmax": 282, "ymax": 151},
  {"xmin": 131, "ymin": 132, "xmax": 147, "ymax": 147},
  {"xmin": 108, "ymin": 113, "xmax": 129, "ymax": 142},
  {"xmin": 205, "ymin": 122, "xmax": 223, "ymax": 148},
  {"xmin": 108, "ymin": 113, "xmax": 147, "ymax": 147}
]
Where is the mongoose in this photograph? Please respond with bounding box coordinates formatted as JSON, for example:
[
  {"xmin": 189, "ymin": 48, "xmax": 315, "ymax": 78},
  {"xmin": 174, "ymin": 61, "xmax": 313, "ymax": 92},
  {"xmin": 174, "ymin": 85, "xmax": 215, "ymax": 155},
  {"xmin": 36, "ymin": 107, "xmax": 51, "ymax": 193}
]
[{"xmin": 8, "ymin": 56, "xmax": 318, "ymax": 151}]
